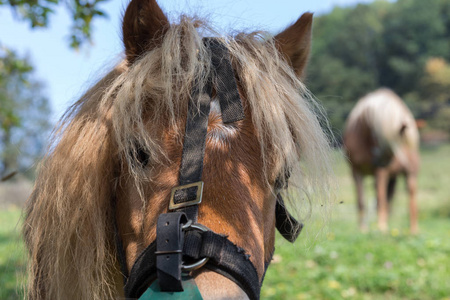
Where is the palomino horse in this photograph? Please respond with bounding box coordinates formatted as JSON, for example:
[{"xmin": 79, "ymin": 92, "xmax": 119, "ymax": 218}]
[
  {"xmin": 344, "ymin": 88, "xmax": 420, "ymax": 234},
  {"xmin": 23, "ymin": 0, "xmax": 333, "ymax": 299}
]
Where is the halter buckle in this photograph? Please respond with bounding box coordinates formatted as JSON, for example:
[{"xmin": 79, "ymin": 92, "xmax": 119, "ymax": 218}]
[{"xmin": 169, "ymin": 181, "xmax": 204, "ymax": 210}]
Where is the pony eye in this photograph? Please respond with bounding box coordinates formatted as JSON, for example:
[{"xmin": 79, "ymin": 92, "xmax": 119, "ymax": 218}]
[{"xmin": 133, "ymin": 146, "xmax": 150, "ymax": 168}]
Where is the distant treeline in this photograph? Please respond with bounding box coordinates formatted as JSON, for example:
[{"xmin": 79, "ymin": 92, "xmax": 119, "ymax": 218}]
[{"xmin": 307, "ymin": 0, "xmax": 450, "ymax": 137}]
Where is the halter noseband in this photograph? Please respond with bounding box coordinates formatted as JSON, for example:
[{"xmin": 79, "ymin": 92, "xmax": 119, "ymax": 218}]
[{"xmin": 117, "ymin": 38, "xmax": 302, "ymax": 300}]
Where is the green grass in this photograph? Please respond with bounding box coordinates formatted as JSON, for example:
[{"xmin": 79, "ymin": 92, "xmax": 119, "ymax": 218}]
[
  {"xmin": 1, "ymin": 144, "xmax": 449, "ymax": 299},
  {"xmin": 262, "ymin": 144, "xmax": 450, "ymax": 300},
  {"xmin": 0, "ymin": 207, "xmax": 25, "ymax": 300},
  {"xmin": 263, "ymin": 215, "xmax": 450, "ymax": 299}
]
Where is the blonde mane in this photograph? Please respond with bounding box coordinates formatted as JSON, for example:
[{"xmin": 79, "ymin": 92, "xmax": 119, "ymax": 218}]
[
  {"xmin": 24, "ymin": 17, "xmax": 333, "ymax": 299},
  {"xmin": 346, "ymin": 88, "xmax": 419, "ymax": 165}
]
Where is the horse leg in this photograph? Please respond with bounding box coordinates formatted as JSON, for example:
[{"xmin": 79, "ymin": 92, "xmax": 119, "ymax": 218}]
[
  {"xmin": 406, "ymin": 173, "xmax": 419, "ymax": 234},
  {"xmin": 375, "ymin": 168, "xmax": 389, "ymax": 232},
  {"xmin": 387, "ymin": 176, "xmax": 397, "ymax": 212},
  {"xmin": 352, "ymin": 169, "xmax": 367, "ymax": 232}
]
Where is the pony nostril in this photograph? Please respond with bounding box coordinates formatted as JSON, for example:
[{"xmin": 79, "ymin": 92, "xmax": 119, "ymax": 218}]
[{"xmin": 166, "ymin": 256, "xmax": 170, "ymax": 260}]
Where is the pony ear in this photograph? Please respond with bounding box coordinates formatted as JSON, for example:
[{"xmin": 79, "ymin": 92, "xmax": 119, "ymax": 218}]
[
  {"xmin": 122, "ymin": 0, "xmax": 170, "ymax": 64},
  {"xmin": 275, "ymin": 12, "xmax": 313, "ymax": 78}
]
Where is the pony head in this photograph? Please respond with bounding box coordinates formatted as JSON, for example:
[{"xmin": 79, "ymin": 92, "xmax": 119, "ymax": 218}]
[{"xmin": 24, "ymin": 1, "xmax": 333, "ymax": 298}]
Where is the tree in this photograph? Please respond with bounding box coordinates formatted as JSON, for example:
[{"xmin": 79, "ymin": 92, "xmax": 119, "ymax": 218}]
[
  {"xmin": 379, "ymin": 0, "xmax": 449, "ymax": 95},
  {"xmin": 2, "ymin": 0, "xmax": 109, "ymax": 48},
  {"xmin": 307, "ymin": 2, "xmax": 387, "ymax": 133},
  {"xmin": 0, "ymin": 0, "xmax": 109, "ymax": 178},
  {"xmin": 0, "ymin": 1, "xmax": 109, "ymax": 179},
  {"xmin": 418, "ymin": 57, "xmax": 450, "ymax": 133},
  {"xmin": 0, "ymin": 47, "xmax": 52, "ymax": 178},
  {"xmin": 306, "ymin": 0, "xmax": 450, "ymax": 138}
]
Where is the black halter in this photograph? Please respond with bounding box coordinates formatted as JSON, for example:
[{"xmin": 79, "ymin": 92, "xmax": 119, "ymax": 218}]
[{"xmin": 117, "ymin": 38, "xmax": 302, "ymax": 300}]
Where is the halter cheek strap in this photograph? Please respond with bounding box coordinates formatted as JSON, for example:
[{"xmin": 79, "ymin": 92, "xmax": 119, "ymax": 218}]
[{"xmin": 118, "ymin": 38, "xmax": 302, "ymax": 300}]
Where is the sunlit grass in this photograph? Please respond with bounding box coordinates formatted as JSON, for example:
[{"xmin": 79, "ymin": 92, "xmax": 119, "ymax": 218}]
[
  {"xmin": 0, "ymin": 206, "xmax": 25, "ymax": 300},
  {"xmin": 262, "ymin": 144, "xmax": 450, "ymax": 300}
]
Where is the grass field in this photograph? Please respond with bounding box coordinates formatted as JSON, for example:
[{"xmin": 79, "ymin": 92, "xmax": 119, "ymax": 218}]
[
  {"xmin": 262, "ymin": 144, "xmax": 450, "ymax": 300},
  {"xmin": 0, "ymin": 207, "xmax": 25, "ymax": 299},
  {"xmin": 1, "ymin": 144, "xmax": 449, "ymax": 299}
]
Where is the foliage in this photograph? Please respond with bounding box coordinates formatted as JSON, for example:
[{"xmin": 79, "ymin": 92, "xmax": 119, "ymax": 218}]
[
  {"xmin": 1, "ymin": 0, "xmax": 109, "ymax": 48},
  {"xmin": 417, "ymin": 57, "xmax": 450, "ymax": 133},
  {"xmin": 308, "ymin": 0, "xmax": 450, "ymax": 136},
  {"xmin": 0, "ymin": 47, "xmax": 51, "ymax": 178}
]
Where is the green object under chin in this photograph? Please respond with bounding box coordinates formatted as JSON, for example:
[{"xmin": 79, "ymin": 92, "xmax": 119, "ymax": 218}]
[{"xmin": 139, "ymin": 276, "xmax": 203, "ymax": 300}]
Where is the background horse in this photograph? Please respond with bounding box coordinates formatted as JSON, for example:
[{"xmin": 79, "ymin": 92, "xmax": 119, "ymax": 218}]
[
  {"xmin": 344, "ymin": 88, "xmax": 420, "ymax": 234},
  {"xmin": 23, "ymin": 0, "xmax": 333, "ymax": 299}
]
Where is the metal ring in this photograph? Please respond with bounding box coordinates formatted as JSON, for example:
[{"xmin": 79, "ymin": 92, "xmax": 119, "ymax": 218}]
[
  {"xmin": 181, "ymin": 220, "xmax": 193, "ymax": 230},
  {"xmin": 182, "ymin": 222, "xmax": 209, "ymax": 232},
  {"xmin": 181, "ymin": 222, "xmax": 210, "ymax": 272},
  {"xmin": 181, "ymin": 257, "xmax": 209, "ymax": 272}
]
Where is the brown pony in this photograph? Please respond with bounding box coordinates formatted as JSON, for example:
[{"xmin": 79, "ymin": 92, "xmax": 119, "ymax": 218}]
[
  {"xmin": 344, "ymin": 88, "xmax": 420, "ymax": 234},
  {"xmin": 23, "ymin": 0, "xmax": 333, "ymax": 299}
]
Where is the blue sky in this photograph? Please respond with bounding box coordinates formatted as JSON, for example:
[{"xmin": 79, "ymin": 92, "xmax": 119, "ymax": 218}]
[{"xmin": 0, "ymin": 0, "xmax": 377, "ymax": 122}]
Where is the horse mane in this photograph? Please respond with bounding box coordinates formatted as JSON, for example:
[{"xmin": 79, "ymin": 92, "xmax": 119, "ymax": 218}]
[
  {"xmin": 23, "ymin": 61, "xmax": 127, "ymax": 299},
  {"xmin": 24, "ymin": 16, "xmax": 333, "ymax": 299},
  {"xmin": 346, "ymin": 88, "xmax": 419, "ymax": 161}
]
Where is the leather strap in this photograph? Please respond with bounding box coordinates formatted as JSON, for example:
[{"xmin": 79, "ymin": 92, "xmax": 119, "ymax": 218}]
[
  {"xmin": 183, "ymin": 230, "xmax": 260, "ymax": 299},
  {"xmin": 206, "ymin": 38, "xmax": 245, "ymax": 124},
  {"xmin": 173, "ymin": 38, "xmax": 245, "ymax": 221},
  {"xmin": 155, "ymin": 213, "xmax": 188, "ymax": 291},
  {"xmin": 174, "ymin": 80, "xmax": 212, "ymax": 220},
  {"xmin": 123, "ymin": 228, "xmax": 260, "ymax": 300},
  {"xmin": 124, "ymin": 242, "xmax": 157, "ymax": 298},
  {"xmin": 275, "ymin": 195, "xmax": 303, "ymax": 243}
]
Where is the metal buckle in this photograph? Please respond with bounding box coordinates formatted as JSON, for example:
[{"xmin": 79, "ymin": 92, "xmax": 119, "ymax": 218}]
[
  {"xmin": 181, "ymin": 221, "xmax": 210, "ymax": 272},
  {"xmin": 169, "ymin": 181, "xmax": 204, "ymax": 210}
]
